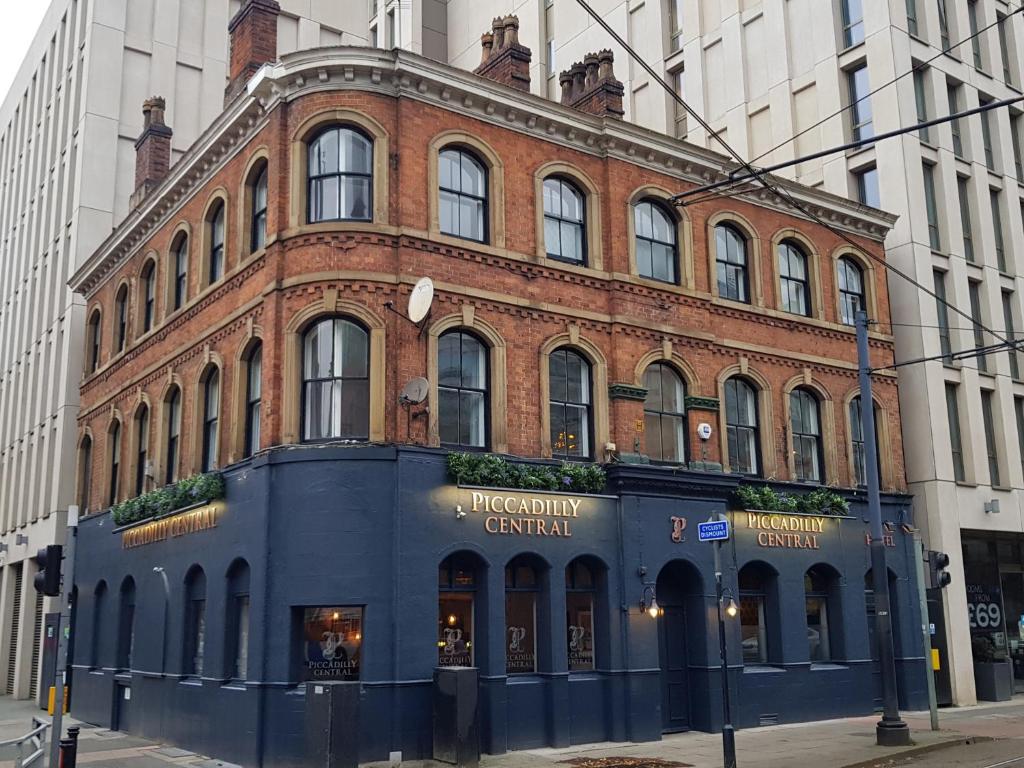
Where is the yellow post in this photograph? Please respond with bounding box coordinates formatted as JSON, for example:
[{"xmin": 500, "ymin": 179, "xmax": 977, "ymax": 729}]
[{"xmin": 47, "ymin": 686, "xmax": 69, "ymax": 715}]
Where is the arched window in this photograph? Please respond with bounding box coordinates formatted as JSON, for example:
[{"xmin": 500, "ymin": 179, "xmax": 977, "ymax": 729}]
[
  {"xmin": 251, "ymin": 164, "xmax": 268, "ymax": 252},
  {"xmin": 850, "ymin": 395, "xmax": 882, "ymax": 487},
  {"xmin": 225, "ymin": 560, "xmax": 251, "ymax": 680},
  {"xmin": 244, "ymin": 344, "xmax": 262, "ymax": 458},
  {"xmin": 165, "ymin": 387, "xmax": 181, "ymax": 485},
  {"xmin": 140, "ymin": 261, "xmax": 156, "ymax": 333},
  {"xmin": 172, "ymin": 236, "xmax": 188, "ymax": 310},
  {"xmin": 549, "ymin": 348, "xmax": 592, "ymax": 459},
  {"xmin": 438, "ymin": 553, "xmax": 480, "ymax": 668},
  {"xmin": 308, "ymin": 126, "xmax": 373, "ymax": 223},
  {"xmin": 114, "ymin": 285, "xmax": 128, "ymax": 353},
  {"xmin": 208, "ymin": 202, "xmax": 225, "ymax": 283},
  {"xmin": 838, "ymin": 257, "xmax": 865, "ymax": 326},
  {"xmin": 439, "ymin": 147, "xmax": 487, "ymax": 242},
  {"xmin": 108, "ymin": 421, "xmax": 121, "ymax": 506},
  {"xmin": 544, "ymin": 177, "xmax": 585, "ymax": 264},
  {"xmin": 302, "ymin": 318, "xmax": 370, "ymax": 442},
  {"xmin": 438, "ymin": 331, "xmax": 488, "ymax": 448},
  {"xmin": 724, "ymin": 377, "xmax": 759, "ymax": 476},
  {"xmin": 183, "ymin": 566, "xmax": 207, "ymax": 677},
  {"xmin": 778, "ymin": 241, "xmax": 811, "ymax": 316},
  {"xmin": 201, "ymin": 369, "xmax": 220, "ymax": 472},
  {"xmin": 505, "ymin": 556, "xmax": 540, "ymax": 674},
  {"xmin": 91, "ymin": 581, "xmax": 106, "ymax": 669},
  {"xmin": 134, "ymin": 405, "xmax": 149, "ymax": 496},
  {"xmin": 805, "ymin": 567, "xmax": 833, "ymax": 662},
  {"xmin": 87, "ymin": 309, "xmax": 101, "ymax": 373},
  {"xmin": 566, "ymin": 558, "xmax": 597, "ymax": 671},
  {"xmin": 117, "ymin": 577, "xmax": 135, "ymax": 671},
  {"xmin": 78, "ymin": 436, "xmax": 92, "ymax": 513},
  {"xmin": 634, "ymin": 200, "xmax": 678, "ymax": 284},
  {"xmin": 643, "ymin": 363, "xmax": 687, "ymax": 463},
  {"xmin": 790, "ymin": 388, "xmax": 823, "ymax": 483},
  {"xmin": 738, "ymin": 563, "xmax": 775, "ymax": 665},
  {"xmin": 716, "ymin": 224, "xmax": 749, "ymax": 303}
]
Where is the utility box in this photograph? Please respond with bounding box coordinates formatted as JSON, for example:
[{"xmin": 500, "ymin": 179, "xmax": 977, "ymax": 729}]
[
  {"xmin": 432, "ymin": 667, "xmax": 479, "ymax": 767},
  {"xmin": 305, "ymin": 681, "xmax": 361, "ymax": 768}
]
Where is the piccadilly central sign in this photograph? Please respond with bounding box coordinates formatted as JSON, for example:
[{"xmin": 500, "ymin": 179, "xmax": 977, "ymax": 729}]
[
  {"xmin": 743, "ymin": 512, "xmax": 829, "ymax": 549},
  {"xmin": 469, "ymin": 491, "xmax": 581, "ymax": 537},
  {"xmin": 121, "ymin": 502, "xmax": 221, "ymax": 549}
]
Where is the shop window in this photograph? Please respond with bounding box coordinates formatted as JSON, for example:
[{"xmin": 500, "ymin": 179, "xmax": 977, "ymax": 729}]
[
  {"xmin": 715, "ymin": 224, "xmax": 749, "ymax": 303},
  {"xmin": 805, "ymin": 567, "xmax": 833, "ymax": 662},
  {"xmin": 114, "ymin": 285, "xmax": 128, "ymax": 353},
  {"xmin": 548, "ymin": 348, "xmax": 592, "ymax": 460},
  {"xmin": 201, "ymin": 368, "xmax": 220, "ymax": 473},
  {"xmin": 438, "ymin": 554, "xmax": 479, "ymax": 668},
  {"xmin": 738, "ymin": 562, "xmax": 776, "ymax": 665},
  {"xmin": 165, "ymin": 387, "xmax": 181, "ymax": 485},
  {"xmin": 566, "ymin": 558, "xmax": 596, "ymax": 672},
  {"xmin": 505, "ymin": 556, "xmax": 540, "ymax": 674},
  {"xmin": 778, "ymin": 241, "xmax": 811, "ymax": 316},
  {"xmin": 302, "ymin": 317, "xmax": 370, "ymax": 442},
  {"xmin": 438, "ymin": 331, "xmax": 488, "ymax": 448},
  {"xmin": 172, "ymin": 235, "xmax": 188, "ymax": 310},
  {"xmin": 108, "ymin": 420, "xmax": 121, "ymax": 506},
  {"xmin": 300, "ymin": 606, "xmax": 363, "ymax": 680},
  {"xmin": 642, "ymin": 363, "xmax": 687, "ymax": 463},
  {"xmin": 140, "ymin": 261, "xmax": 156, "ymax": 333},
  {"xmin": 251, "ymin": 164, "xmax": 268, "ymax": 252},
  {"xmin": 134, "ymin": 404, "xmax": 149, "ymax": 496},
  {"xmin": 837, "ymin": 257, "xmax": 865, "ymax": 326},
  {"xmin": 208, "ymin": 202, "xmax": 225, "ymax": 284},
  {"xmin": 790, "ymin": 388, "xmax": 823, "ymax": 483},
  {"xmin": 544, "ymin": 177, "xmax": 586, "ymax": 265},
  {"xmin": 183, "ymin": 566, "xmax": 207, "ymax": 677},
  {"xmin": 225, "ymin": 560, "xmax": 251, "ymax": 681},
  {"xmin": 244, "ymin": 344, "xmax": 262, "ymax": 458},
  {"xmin": 850, "ymin": 395, "xmax": 882, "ymax": 487},
  {"xmin": 308, "ymin": 127, "xmax": 372, "ymax": 223},
  {"xmin": 724, "ymin": 377, "xmax": 760, "ymax": 476},
  {"xmin": 87, "ymin": 309, "xmax": 101, "ymax": 373},
  {"xmin": 116, "ymin": 576, "xmax": 135, "ymax": 671},
  {"xmin": 91, "ymin": 581, "xmax": 106, "ymax": 669},
  {"xmin": 439, "ymin": 147, "xmax": 488, "ymax": 243},
  {"xmin": 634, "ymin": 199, "xmax": 678, "ymax": 284}
]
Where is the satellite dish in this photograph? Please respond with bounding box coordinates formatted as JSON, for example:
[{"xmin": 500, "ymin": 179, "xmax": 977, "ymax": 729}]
[
  {"xmin": 408, "ymin": 277, "xmax": 434, "ymax": 324},
  {"xmin": 400, "ymin": 377, "xmax": 429, "ymax": 405}
]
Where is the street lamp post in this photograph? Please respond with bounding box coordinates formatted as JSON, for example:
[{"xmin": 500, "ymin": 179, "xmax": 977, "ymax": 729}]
[{"xmin": 714, "ymin": 535, "xmax": 737, "ymax": 768}]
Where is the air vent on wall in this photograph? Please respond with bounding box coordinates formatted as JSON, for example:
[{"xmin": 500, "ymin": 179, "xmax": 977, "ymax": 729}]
[{"xmin": 759, "ymin": 713, "xmax": 780, "ymax": 727}]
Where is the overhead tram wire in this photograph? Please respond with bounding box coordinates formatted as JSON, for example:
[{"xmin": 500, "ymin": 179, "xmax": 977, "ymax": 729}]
[
  {"xmin": 571, "ymin": 0, "xmax": 1014, "ymax": 351},
  {"xmin": 873, "ymin": 336, "xmax": 1024, "ymax": 373}
]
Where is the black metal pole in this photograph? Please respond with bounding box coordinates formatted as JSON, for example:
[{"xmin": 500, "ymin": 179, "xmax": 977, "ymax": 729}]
[
  {"xmin": 714, "ymin": 538, "xmax": 737, "ymax": 768},
  {"xmin": 856, "ymin": 311, "xmax": 910, "ymax": 747}
]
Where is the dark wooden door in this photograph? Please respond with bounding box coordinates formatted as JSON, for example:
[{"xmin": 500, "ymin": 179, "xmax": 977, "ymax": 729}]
[{"xmin": 659, "ymin": 604, "xmax": 691, "ymax": 732}]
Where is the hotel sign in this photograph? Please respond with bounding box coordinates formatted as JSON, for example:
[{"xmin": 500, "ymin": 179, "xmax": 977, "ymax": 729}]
[
  {"xmin": 121, "ymin": 503, "xmax": 221, "ymax": 549},
  {"xmin": 468, "ymin": 491, "xmax": 582, "ymax": 537},
  {"xmin": 743, "ymin": 512, "xmax": 828, "ymax": 549}
]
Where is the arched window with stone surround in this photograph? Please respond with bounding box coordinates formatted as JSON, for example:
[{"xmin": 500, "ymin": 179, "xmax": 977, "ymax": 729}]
[
  {"xmin": 548, "ymin": 347, "xmax": 592, "ymax": 460},
  {"xmin": 790, "ymin": 388, "xmax": 824, "ymax": 483},
  {"xmin": 302, "ymin": 317, "xmax": 370, "ymax": 442},
  {"xmin": 634, "ymin": 199, "xmax": 678, "ymax": 284},
  {"xmin": 438, "ymin": 330, "xmax": 488, "ymax": 448},
  {"xmin": 439, "ymin": 147, "xmax": 488, "ymax": 243},
  {"xmin": 308, "ymin": 126, "xmax": 373, "ymax": 223},
  {"xmin": 642, "ymin": 363, "xmax": 687, "ymax": 463},
  {"xmin": 544, "ymin": 176, "xmax": 586, "ymax": 264},
  {"xmin": 724, "ymin": 377, "xmax": 760, "ymax": 476}
]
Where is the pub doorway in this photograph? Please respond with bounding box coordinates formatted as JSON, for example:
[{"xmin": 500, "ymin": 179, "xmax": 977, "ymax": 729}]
[{"xmin": 656, "ymin": 560, "xmax": 704, "ymax": 733}]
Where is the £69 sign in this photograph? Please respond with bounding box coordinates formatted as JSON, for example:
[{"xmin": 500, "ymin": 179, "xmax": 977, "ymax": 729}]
[{"xmin": 968, "ymin": 601, "xmax": 1002, "ymax": 630}]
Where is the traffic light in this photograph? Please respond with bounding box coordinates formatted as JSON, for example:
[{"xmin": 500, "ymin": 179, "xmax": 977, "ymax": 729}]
[
  {"xmin": 33, "ymin": 545, "xmax": 63, "ymax": 597},
  {"xmin": 928, "ymin": 550, "xmax": 952, "ymax": 589}
]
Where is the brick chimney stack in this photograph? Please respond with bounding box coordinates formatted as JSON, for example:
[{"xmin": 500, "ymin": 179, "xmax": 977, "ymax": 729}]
[
  {"xmin": 474, "ymin": 16, "xmax": 532, "ymax": 92},
  {"xmin": 131, "ymin": 97, "xmax": 173, "ymax": 209},
  {"xmin": 559, "ymin": 50, "xmax": 625, "ymax": 118},
  {"xmin": 225, "ymin": 0, "xmax": 281, "ymax": 105}
]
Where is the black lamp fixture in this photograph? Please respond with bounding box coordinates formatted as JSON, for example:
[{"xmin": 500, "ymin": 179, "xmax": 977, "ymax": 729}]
[{"xmin": 639, "ymin": 584, "xmax": 663, "ymax": 618}]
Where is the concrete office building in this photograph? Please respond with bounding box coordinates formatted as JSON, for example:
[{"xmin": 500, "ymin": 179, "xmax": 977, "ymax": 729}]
[{"xmin": 0, "ymin": 0, "xmax": 370, "ymax": 702}]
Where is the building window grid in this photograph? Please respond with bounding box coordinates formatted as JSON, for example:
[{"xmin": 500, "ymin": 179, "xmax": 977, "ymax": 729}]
[
  {"xmin": 1015, "ymin": 397, "xmax": 1024, "ymax": 479},
  {"xmin": 981, "ymin": 389, "xmax": 1001, "ymax": 486},
  {"xmin": 725, "ymin": 377, "xmax": 760, "ymax": 476},
  {"xmin": 850, "ymin": 395, "xmax": 881, "ymax": 487},
  {"xmin": 906, "ymin": 0, "xmax": 919, "ymax": 37},
  {"xmin": 544, "ymin": 0, "xmax": 555, "ymax": 77},
  {"xmin": 968, "ymin": 0, "xmax": 983, "ymax": 70},
  {"xmin": 991, "ymin": 189, "xmax": 1006, "ymax": 273},
  {"xmin": 948, "ymin": 85, "xmax": 964, "ymax": 158},
  {"xmin": 543, "ymin": 177, "xmax": 586, "ymax": 265},
  {"xmin": 108, "ymin": 423, "xmax": 121, "ymax": 506},
  {"xmin": 838, "ymin": 257, "xmax": 865, "ymax": 326},
  {"xmin": 969, "ymin": 280, "xmax": 988, "ymax": 372},
  {"xmin": 790, "ymin": 389, "xmax": 824, "ymax": 483},
  {"xmin": 1003, "ymin": 291, "xmax": 1020, "ymax": 379},
  {"xmin": 937, "ymin": 0, "xmax": 951, "ymax": 49},
  {"xmin": 642, "ymin": 363, "xmax": 687, "ymax": 464},
  {"xmin": 958, "ymin": 176, "xmax": 975, "ymax": 262},
  {"xmin": 308, "ymin": 127, "xmax": 373, "ymax": 224},
  {"xmin": 913, "ymin": 69, "xmax": 930, "ymax": 143},
  {"xmin": 934, "ymin": 269, "xmax": 953, "ymax": 363},
  {"xmin": 174, "ymin": 238, "xmax": 188, "ymax": 310},
  {"xmin": 201, "ymin": 370, "xmax": 220, "ymax": 473},
  {"xmin": 251, "ymin": 165, "xmax": 268, "ymax": 252},
  {"xmin": 778, "ymin": 241, "xmax": 811, "ymax": 317},
  {"xmin": 841, "ymin": 0, "xmax": 865, "ymax": 49},
  {"xmin": 716, "ymin": 224, "xmax": 749, "ymax": 302},
  {"xmin": 672, "ymin": 67, "xmax": 687, "ymax": 138},
  {"xmin": 668, "ymin": 0, "xmax": 684, "ymax": 52},
  {"xmin": 209, "ymin": 203, "xmax": 225, "ymax": 284},
  {"xmin": 302, "ymin": 318, "xmax": 371, "ymax": 442},
  {"xmin": 115, "ymin": 288, "xmax": 127, "ymax": 353},
  {"xmin": 848, "ymin": 65, "xmax": 874, "ymax": 141},
  {"xmin": 88, "ymin": 312, "xmax": 100, "ymax": 373},
  {"xmin": 1012, "ymin": 115, "xmax": 1024, "ymax": 181},
  {"xmin": 923, "ymin": 162, "xmax": 942, "ymax": 250},
  {"xmin": 945, "ymin": 383, "xmax": 966, "ymax": 482},
  {"xmin": 635, "ymin": 200, "xmax": 678, "ymax": 284},
  {"xmin": 134, "ymin": 407, "xmax": 148, "ymax": 496},
  {"xmin": 548, "ymin": 348, "xmax": 593, "ymax": 460},
  {"xmin": 856, "ymin": 166, "xmax": 880, "ymax": 208},
  {"xmin": 245, "ymin": 346, "xmax": 262, "ymax": 459},
  {"xmin": 439, "ymin": 148, "xmax": 488, "ymax": 243},
  {"xmin": 141, "ymin": 265, "xmax": 155, "ymax": 333},
  {"xmin": 438, "ymin": 331, "xmax": 489, "ymax": 449},
  {"xmin": 980, "ymin": 101, "xmax": 996, "ymax": 171},
  {"xmin": 166, "ymin": 388, "xmax": 181, "ymax": 485},
  {"xmin": 997, "ymin": 13, "xmax": 1013, "ymax": 85}
]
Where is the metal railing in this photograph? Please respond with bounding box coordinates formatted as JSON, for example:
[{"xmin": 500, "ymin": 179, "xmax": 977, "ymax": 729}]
[{"xmin": 0, "ymin": 718, "xmax": 50, "ymax": 768}]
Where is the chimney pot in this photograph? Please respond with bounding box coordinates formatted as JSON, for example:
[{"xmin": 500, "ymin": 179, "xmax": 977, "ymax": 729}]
[
  {"xmin": 561, "ymin": 52, "xmax": 625, "ymax": 119},
  {"xmin": 492, "ymin": 17, "xmax": 506, "ymax": 49},
  {"xmin": 474, "ymin": 15, "xmax": 532, "ymax": 92},
  {"xmin": 480, "ymin": 32, "xmax": 494, "ymax": 64},
  {"xmin": 503, "ymin": 15, "xmax": 520, "ymax": 47}
]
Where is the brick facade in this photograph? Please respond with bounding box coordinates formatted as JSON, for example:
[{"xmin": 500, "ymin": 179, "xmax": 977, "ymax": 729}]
[{"xmin": 72, "ymin": 52, "xmax": 904, "ymax": 515}]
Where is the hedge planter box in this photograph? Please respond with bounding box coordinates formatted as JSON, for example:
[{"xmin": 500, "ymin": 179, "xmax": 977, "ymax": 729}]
[{"xmin": 974, "ymin": 660, "xmax": 1014, "ymax": 701}]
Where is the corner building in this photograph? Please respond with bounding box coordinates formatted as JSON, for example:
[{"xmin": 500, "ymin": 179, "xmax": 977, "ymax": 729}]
[{"xmin": 68, "ymin": 11, "xmax": 927, "ymax": 765}]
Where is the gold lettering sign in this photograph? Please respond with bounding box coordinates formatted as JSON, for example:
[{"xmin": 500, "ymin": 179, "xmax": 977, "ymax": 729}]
[
  {"xmin": 745, "ymin": 512, "xmax": 827, "ymax": 550},
  {"xmin": 121, "ymin": 503, "xmax": 221, "ymax": 549},
  {"xmin": 470, "ymin": 491, "xmax": 579, "ymax": 538}
]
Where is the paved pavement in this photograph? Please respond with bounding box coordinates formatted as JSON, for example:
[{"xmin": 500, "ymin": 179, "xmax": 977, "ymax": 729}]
[{"xmin": 0, "ymin": 694, "xmax": 1021, "ymax": 768}]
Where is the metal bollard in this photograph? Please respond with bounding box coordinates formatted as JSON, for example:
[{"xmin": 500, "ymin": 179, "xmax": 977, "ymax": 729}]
[
  {"xmin": 58, "ymin": 737, "xmax": 74, "ymax": 768},
  {"xmin": 66, "ymin": 727, "xmax": 79, "ymax": 768}
]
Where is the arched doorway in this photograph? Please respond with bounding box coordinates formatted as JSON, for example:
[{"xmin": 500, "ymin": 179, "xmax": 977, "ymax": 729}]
[{"xmin": 656, "ymin": 560, "xmax": 705, "ymax": 733}]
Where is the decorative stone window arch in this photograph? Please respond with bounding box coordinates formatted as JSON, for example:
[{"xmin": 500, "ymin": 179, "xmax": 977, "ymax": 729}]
[
  {"xmin": 427, "ymin": 311, "xmax": 508, "ymax": 454},
  {"xmin": 716, "ymin": 362, "xmax": 776, "ymax": 478},
  {"xmin": 289, "ymin": 108, "xmax": 390, "ymax": 229},
  {"xmin": 238, "ymin": 148, "xmax": 271, "ymax": 257},
  {"xmin": 230, "ymin": 329, "xmax": 265, "ymax": 463},
  {"xmin": 191, "ymin": 354, "xmax": 225, "ymax": 475},
  {"xmin": 77, "ymin": 428, "xmax": 94, "ymax": 514},
  {"xmin": 769, "ymin": 228, "xmax": 824, "ymax": 321},
  {"xmin": 830, "ymin": 246, "xmax": 878, "ymax": 325},
  {"xmin": 137, "ymin": 254, "xmax": 159, "ymax": 338},
  {"xmin": 842, "ymin": 388, "xmax": 894, "ymax": 490},
  {"xmin": 627, "ymin": 185, "xmax": 693, "ymax": 289},
  {"xmin": 105, "ymin": 411, "xmax": 125, "ymax": 507},
  {"xmin": 282, "ymin": 296, "xmax": 386, "ymax": 444},
  {"xmin": 427, "ymin": 130, "xmax": 506, "ymax": 249},
  {"xmin": 533, "ymin": 161, "xmax": 603, "ymax": 270},
  {"xmin": 156, "ymin": 373, "xmax": 185, "ymax": 485},
  {"xmin": 706, "ymin": 211, "xmax": 764, "ymax": 307},
  {"xmin": 201, "ymin": 190, "xmax": 230, "ymax": 289},
  {"xmin": 538, "ymin": 330, "xmax": 610, "ymax": 460},
  {"xmin": 166, "ymin": 222, "xmax": 192, "ymax": 316},
  {"xmin": 781, "ymin": 374, "xmax": 837, "ymax": 485}
]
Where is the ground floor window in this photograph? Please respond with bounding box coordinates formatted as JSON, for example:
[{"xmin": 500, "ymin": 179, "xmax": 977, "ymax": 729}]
[
  {"xmin": 438, "ymin": 554, "xmax": 477, "ymax": 667},
  {"xmin": 505, "ymin": 556, "xmax": 539, "ymax": 674},
  {"xmin": 805, "ymin": 567, "xmax": 832, "ymax": 663},
  {"xmin": 301, "ymin": 606, "xmax": 363, "ymax": 681},
  {"xmin": 566, "ymin": 558, "xmax": 596, "ymax": 671},
  {"xmin": 739, "ymin": 563, "xmax": 773, "ymax": 664}
]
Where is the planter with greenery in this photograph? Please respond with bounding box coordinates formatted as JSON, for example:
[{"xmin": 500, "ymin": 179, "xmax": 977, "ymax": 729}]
[
  {"xmin": 111, "ymin": 472, "xmax": 226, "ymax": 527},
  {"xmin": 446, "ymin": 452, "xmax": 606, "ymax": 495},
  {"xmin": 734, "ymin": 484, "xmax": 850, "ymax": 517}
]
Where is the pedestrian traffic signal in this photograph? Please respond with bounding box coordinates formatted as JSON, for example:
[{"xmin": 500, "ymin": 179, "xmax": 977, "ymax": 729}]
[
  {"xmin": 928, "ymin": 550, "xmax": 952, "ymax": 589},
  {"xmin": 33, "ymin": 545, "xmax": 63, "ymax": 597}
]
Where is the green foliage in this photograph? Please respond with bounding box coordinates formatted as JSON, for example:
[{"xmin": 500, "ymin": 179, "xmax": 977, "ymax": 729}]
[
  {"xmin": 734, "ymin": 484, "xmax": 849, "ymax": 517},
  {"xmin": 446, "ymin": 452, "xmax": 606, "ymax": 494},
  {"xmin": 112, "ymin": 472, "xmax": 226, "ymax": 527}
]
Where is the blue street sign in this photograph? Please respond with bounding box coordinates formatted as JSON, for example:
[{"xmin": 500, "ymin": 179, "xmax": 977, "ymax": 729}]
[{"xmin": 698, "ymin": 519, "xmax": 730, "ymax": 542}]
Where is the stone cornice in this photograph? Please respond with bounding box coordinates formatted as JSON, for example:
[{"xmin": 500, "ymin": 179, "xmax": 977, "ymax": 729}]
[{"xmin": 70, "ymin": 47, "xmax": 897, "ymax": 298}]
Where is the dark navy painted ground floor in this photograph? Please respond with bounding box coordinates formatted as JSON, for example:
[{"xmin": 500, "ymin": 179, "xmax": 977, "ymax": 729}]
[{"xmin": 69, "ymin": 445, "xmax": 929, "ymax": 766}]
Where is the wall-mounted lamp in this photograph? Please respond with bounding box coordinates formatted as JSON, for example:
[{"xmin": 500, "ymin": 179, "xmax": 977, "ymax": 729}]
[
  {"xmin": 724, "ymin": 597, "xmax": 738, "ymax": 618},
  {"xmin": 455, "ymin": 504, "xmax": 466, "ymax": 520},
  {"xmin": 15, "ymin": 535, "xmax": 28, "ymax": 546},
  {"xmin": 640, "ymin": 584, "xmax": 663, "ymax": 619}
]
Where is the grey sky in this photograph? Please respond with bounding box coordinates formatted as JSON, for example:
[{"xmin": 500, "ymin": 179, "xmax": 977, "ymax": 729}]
[{"xmin": 0, "ymin": 4, "xmax": 51, "ymax": 108}]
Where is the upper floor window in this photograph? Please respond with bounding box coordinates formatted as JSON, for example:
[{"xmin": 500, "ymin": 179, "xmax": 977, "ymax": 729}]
[
  {"xmin": 850, "ymin": 395, "xmax": 881, "ymax": 487},
  {"xmin": 302, "ymin": 317, "xmax": 370, "ymax": 442},
  {"xmin": 439, "ymin": 148, "xmax": 487, "ymax": 243},
  {"xmin": 245, "ymin": 344, "xmax": 262, "ymax": 459},
  {"xmin": 906, "ymin": 0, "xmax": 919, "ymax": 37},
  {"xmin": 438, "ymin": 331, "xmax": 488, "ymax": 448},
  {"xmin": 716, "ymin": 224, "xmax": 749, "ymax": 303},
  {"xmin": 251, "ymin": 164, "xmax": 268, "ymax": 252},
  {"xmin": 724, "ymin": 377, "xmax": 759, "ymax": 476},
  {"xmin": 201, "ymin": 369, "xmax": 220, "ymax": 473},
  {"xmin": 668, "ymin": 0, "xmax": 684, "ymax": 51},
  {"xmin": 78, "ymin": 436, "xmax": 92, "ymax": 513},
  {"xmin": 140, "ymin": 262, "xmax": 156, "ymax": 333},
  {"xmin": 173, "ymin": 236, "xmax": 188, "ymax": 310},
  {"xmin": 87, "ymin": 309, "xmax": 101, "ymax": 373},
  {"xmin": 778, "ymin": 241, "xmax": 811, "ymax": 316},
  {"xmin": 108, "ymin": 421, "xmax": 121, "ymax": 506},
  {"xmin": 790, "ymin": 388, "xmax": 823, "ymax": 483},
  {"xmin": 115, "ymin": 286, "xmax": 128, "ymax": 353},
  {"xmin": 841, "ymin": 0, "xmax": 865, "ymax": 48},
  {"xmin": 642, "ymin": 363, "xmax": 687, "ymax": 463},
  {"xmin": 543, "ymin": 177, "xmax": 585, "ymax": 265},
  {"xmin": 837, "ymin": 257, "xmax": 865, "ymax": 326},
  {"xmin": 166, "ymin": 387, "xmax": 181, "ymax": 485},
  {"xmin": 848, "ymin": 65, "xmax": 873, "ymax": 141},
  {"xmin": 968, "ymin": 0, "xmax": 983, "ymax": 70},
  {"xmin": 937, "ymin": 0, "xmax": 951, "ymax": 49},
  {"xmin": 549, "ymin": 348, "xmax": 592, "ymax": 460},
  {"xmin": 209, "ymin": 202, "xmax": 225, "ymax": 283},
  {"xmin": 134, "ymin": 405, "xmax": 149, "ymax": 496},
  {"xmin": 308, "ymin": 127, "xmax": 372, "ymax": 223},
  {"xmin": 634, "ymin": 200, "xmax": 678, "ymax": 284}
]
